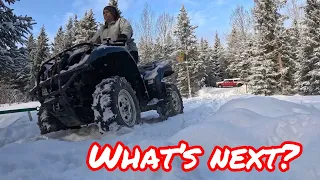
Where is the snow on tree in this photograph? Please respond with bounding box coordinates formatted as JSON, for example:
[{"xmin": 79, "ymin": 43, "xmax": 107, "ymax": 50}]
[
  {"xmin": 173, "ymin": 5, "xmax": 200, "ymax": 97},
  {"xmin": 136, "ymin": 3, "xmax": 156, "ymax": 63},
  {"xmin": 212, "ymin": 32, "xmax": 224, "ymax": 81},
  {"xmin": 226, "ymin": 5, "xmax": 254, "ymax": 80},
  {"xmin": 238, "ymin": 39, "xmax": 254, "ymax": 83},
  {"xmin": 108, "ymin": 0, "xmax": 122, "ymax": 16},
  {"xmin": 9, "ymin": 46, "xmax": 31, "ymax": 94},
  {"xmin": 52, "ymin": 26, "xmax": 65, "ymax": 56},
  {"xmin": 63, "ymin": 16, "xmax": 75, "ymax": 49},
  {"xmin": 153, "ymin": 35, "xmax": 176, "ymax": 61},
  {"xmin": 0, "ymin": 0, "xmax": 34, "ymax": 82},
  {"xmin": 248, "ymin": 0, "xmax": 283, "ymax": 96},
  {"xmin": 291, "ymin": 19, "xmax": 303, "ymax": 92},
  {"xmin": 75, "ymin": 9, "xmax": 98, "ymax": 44},
  {"xmin": 73, "ymin": 14, "xmax": 81, "ymax": 45},
  {"xmin": 279, "ymin": 19, "xmax": 300, "ymax": 95},
  {"xmin": 33, "ymin": 25, "xmax": 50, "ymax": 75},
  {"xmin": 230, "ymin": 4, "xmax": 254, "ymax": 41},
  {"xmin": 188, "ymin": 41, "xmax": 204, "ymax": 91},
  {"xmin": 198, "ymin": 38, "xmax": 214, "ymax": 87},
  {"xmin": 225, "ymin": 25, "xmax": 240, "ymax": 78},
  {"xmin": 26, "ymin": 34, "xmax": 37, "ymax": 88},
  {"xmin": 298, "ymin": 0, "xmax": 320, "ymax": 95},
  {"xmin": 152, "ymin": 12, "xmax": 176, "ymax": 61}
]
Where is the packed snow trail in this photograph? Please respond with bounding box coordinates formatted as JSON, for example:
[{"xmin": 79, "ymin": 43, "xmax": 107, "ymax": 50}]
[{"xmin": 1, "ymin": 86, "xmax": 320, "ymax": 180}]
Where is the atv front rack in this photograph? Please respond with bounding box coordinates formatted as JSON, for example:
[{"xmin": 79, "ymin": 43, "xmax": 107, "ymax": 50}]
[
  {"xmin": 29, "ymin": 43, "xmax": 101, "ymax": 126},
  {"xmin": 30, "ymin": 43, "xmax": 95, "ymax": 101}
]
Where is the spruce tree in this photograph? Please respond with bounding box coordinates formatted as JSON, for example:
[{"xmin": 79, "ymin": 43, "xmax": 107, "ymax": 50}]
[
  {"xmin": 64, "ymin": 16, "xmax": 75, "ymax": 49},
  {"xmin": 199, "ymin": 38, "xmax": 214, "ymax": 87},
  {"xmin": 52, "ymin": 26, "xmax": 65, "ymax": 55},
  {"xmin": 33, "ymin": 25, "xmax": 50, "ymax": 76},
  {"xmin": 291, "ymin": 19, "xmax": 302, "ymax": 92},
  {"xmin": 26, "ymin": 34, "xmax": 37, "ymax": 88},
  {"xmin": 248, "ymin": 0, "xmax": 282, "ymax": 96},
  {"xmin": 173, "ymin": 5, "xmax": 198, "ymax": 97},
  {"xmin": 75, "ymin": 9, "xmax": 98, "ymax": 44},
  {"xmin": 108, "ymin": 0, "xmax": 122, "ymax": 16},
  {"xmin": 225, "ymin": 25, "xmax": 240, "ymax": 78},
  {"xmin": 298, "ymin": 0, "xmax": 320, "ymax": 95},
  {"xmin": 153, "ymin": 34, "xmax": 175, "ymax": 61},
  {"xmin": 212, "ymin": 32, "xmax": 224, "ymax": 81},
  {"xmin": 0, "ymin": 0, "xmax": 34, "ymax": 82},
  {"xmin": 279, "ymin": 19, "xmax": 300, "ymax": 95},
  {"xmin": 238, "ymin": 39, "xmax": 253, "ymax": 84},
  {"xmin": 73, "ymin": 14, "xmax": 81, "ymax": 45}
]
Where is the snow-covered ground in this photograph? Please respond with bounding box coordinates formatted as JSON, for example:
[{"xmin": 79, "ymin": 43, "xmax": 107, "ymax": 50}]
[{"xmin": 1, "ymin": 86, "xmax": 320, "ymax": 180}]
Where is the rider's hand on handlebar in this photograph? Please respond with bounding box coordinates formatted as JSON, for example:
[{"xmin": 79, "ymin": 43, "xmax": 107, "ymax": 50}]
[{"xmin": 114, "ymin": 34, "xmax": 128, "ymax": 43}]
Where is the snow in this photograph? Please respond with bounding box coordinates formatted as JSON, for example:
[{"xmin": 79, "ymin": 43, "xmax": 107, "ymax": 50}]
[
  {"xmin": 1, "ymin": 86, "xmax": 320, "ymax": 180},
  {"xmin": 143, "ymin": 61, "xmax": 169, "ymax": 80},
  {"xmin": 60, "ymin": 48, "xmax": 91, "ymax": 73}
]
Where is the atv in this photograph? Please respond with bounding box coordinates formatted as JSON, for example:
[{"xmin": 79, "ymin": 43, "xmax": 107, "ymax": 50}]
[{"xmin": 30, "ymin": 38, "xmax": 184, "ymax": 135}]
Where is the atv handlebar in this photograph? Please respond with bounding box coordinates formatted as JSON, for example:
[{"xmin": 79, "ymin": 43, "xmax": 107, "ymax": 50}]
[
  {"xmin": 38, "ymin": 38, "xmax": 132, "ymax": 69},
  {"xmin": 102, "ymin": 38, "xmax": 128, "ymax": 46}
]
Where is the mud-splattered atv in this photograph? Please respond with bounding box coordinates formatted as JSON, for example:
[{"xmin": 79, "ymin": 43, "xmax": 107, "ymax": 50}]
[{"xmin": 30, "ymin": 39, "xmax": 184, "ymax": 135}]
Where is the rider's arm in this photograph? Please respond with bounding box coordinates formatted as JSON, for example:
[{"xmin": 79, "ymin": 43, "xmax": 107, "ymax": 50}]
[
  {"xmin": 119, "ymin": 18, "xmax": 133, "ymax": 39},
  {"xmin": 89, "ymin": 26, "xmax": 102, "ymax": 43}
]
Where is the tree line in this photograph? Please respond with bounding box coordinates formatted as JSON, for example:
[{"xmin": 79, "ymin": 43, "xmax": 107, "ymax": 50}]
[{"xmin": 1, "ymin": 0, "xmax": 319, "ymax": 104}]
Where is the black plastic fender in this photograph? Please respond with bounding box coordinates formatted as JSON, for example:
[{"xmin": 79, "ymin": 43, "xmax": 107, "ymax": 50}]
[{"xmin": 85, "ymin": 45, "xmax": 150, "ymax": 103}]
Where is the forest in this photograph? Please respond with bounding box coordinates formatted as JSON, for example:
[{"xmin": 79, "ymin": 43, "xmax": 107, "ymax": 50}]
[{"xmin": 1, "ymin": 0, "xmax": 319, "ymax": 103}]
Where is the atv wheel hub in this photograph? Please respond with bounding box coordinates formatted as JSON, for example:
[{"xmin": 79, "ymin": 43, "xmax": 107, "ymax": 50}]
[
  {"xmin": 171, "ymin": 91, "xmax": 181, "ymax": 113},
  {"xmin": 118, "ymin": 89, "xmax": 136, "ymax": 126}
]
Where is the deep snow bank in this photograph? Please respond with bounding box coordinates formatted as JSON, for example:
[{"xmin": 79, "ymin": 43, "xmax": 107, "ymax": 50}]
[{"xmin": 1, "ymin": 87, "xmax": 320, "ymax": 180}]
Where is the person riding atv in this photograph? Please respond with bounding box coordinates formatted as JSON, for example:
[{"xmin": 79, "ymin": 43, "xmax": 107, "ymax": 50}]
[
  {"xmin": 30, "ymin": 5, "xmax": 184, "ymax": 136},
  {"xmin": 89, "ymin": 5, "xmax": 139, "ymax": 64}
]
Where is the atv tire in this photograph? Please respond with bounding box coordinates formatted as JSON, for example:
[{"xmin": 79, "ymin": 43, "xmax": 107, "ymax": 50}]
[
  {"xmin": 37, "ymin": 107, "xmax": 68, "ymax": 135},
  {"xmin": 92, "ymin": 76, "xmax": 141, "ymax": 133},
  {"xmin": 157, "ymin": 83, "xmax": 184, "ymax": 120}
]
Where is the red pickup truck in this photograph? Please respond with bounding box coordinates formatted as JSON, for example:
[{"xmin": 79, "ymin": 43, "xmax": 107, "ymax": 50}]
[{"xmin": 216, "ymin": 78, "xmax": 244, "ymax": 88}]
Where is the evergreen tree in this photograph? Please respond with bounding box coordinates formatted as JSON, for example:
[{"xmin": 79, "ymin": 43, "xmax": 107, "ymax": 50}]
[
  {"xmin": 298, "ymin": 0, "xmax": 320, "ymax": 95},
  {"xmin": 26, "ymin": 34, "xmax": 37, "ymax": 88},
  {"xmin": 248, "ymin": 0, "xmax": 282, "ymax": 96},
  {"xmin": 10, "ymin": 46, "xmax": 31, "ymax": 95},
  {"xmin": 0, "ymin": 0, "xmax": 34, "ymax": 81},
  {"xmin": 33, "ymin": 25, "xmax": 50, "ymax": 76},
  {"xmin": 173, "ymin": 5, "xmax": 199, "ymax": 97},
  {"xmin": 199, "ymin": 38, "xmax": 213, "ymax": 87},
  {"xmin": 108, "ymin": 0, "xmax": 122, "ymax": 16},
  {"xmin": 52, "ymin": 26, "xmax": 65, "ymax": 55},
  {"xmin": 189, "ymin": 41, "xmax": 203, "ymax": 91},
  {"xmin": 238, "ymin": 39, "xmax": 253, "ymax": 84},
  {"xmin": 212, "ymin": 32, "xmax": 224, "ymax": 81},
  {"xmin": 225, "ymin": 25, "xmax": 240, "ymax": 78},
  {"xmin": 153, "ymin": 33, "xmax": 176, "ymax": 61},
  {"xmin": 73, "ymin": 14, "xmax": 81, "ymax": 45},
  {"xmin": 64, "ymin": 16, "xmax": 75, "ymax": 49},
  {"xmin": 279, "ymin": 19, "xmax": 300, "ymax": 95},
  {"xmin": 75, "ymin": 9, "xmax": 98, "ymax": 44},
  {"xmin": 291, "ymin": 19, "xmax": 303, "ymax": 92}
]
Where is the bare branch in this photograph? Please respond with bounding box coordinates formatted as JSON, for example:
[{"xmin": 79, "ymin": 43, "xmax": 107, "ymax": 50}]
[
  {"xmin": 156, "ymin": 12, "xmax": 175, "ymax": 44},
  {"xmin": 230, "ymin": 5, "xmax": 253, "ymax": 40}
]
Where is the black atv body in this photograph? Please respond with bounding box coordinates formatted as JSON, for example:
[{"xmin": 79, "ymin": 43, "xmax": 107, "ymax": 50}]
[{"xmin": 30, "ymin": 40, "xmax": 183, "ymax": 134}]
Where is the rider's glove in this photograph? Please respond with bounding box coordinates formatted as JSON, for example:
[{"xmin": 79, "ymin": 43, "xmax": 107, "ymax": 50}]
[{"xmin": 115, "ymin": 34, "xmax": 128, "ymax": 42}]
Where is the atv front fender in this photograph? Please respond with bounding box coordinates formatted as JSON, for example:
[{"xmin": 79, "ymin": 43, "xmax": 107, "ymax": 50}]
[{"xmin": 85, "ymin": 45, "xmax": 150, "ymax": 105}]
